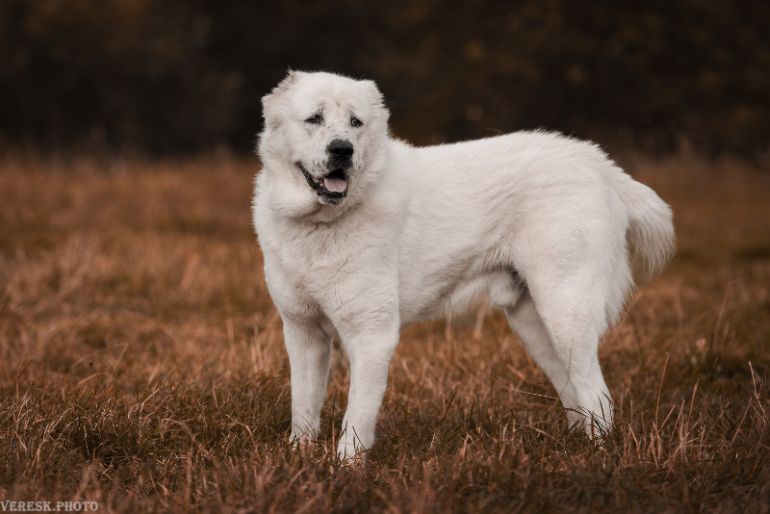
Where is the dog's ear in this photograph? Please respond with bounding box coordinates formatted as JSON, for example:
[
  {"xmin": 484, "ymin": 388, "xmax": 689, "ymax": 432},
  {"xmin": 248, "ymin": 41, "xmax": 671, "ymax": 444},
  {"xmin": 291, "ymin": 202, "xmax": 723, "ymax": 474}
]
[
  {"xmin": 261, "ymin": 70, "xmax": 303, "ymax": 129},
  {"xmin": 362, "ymin": 79, "xmax": 390, "ymax": 122}
]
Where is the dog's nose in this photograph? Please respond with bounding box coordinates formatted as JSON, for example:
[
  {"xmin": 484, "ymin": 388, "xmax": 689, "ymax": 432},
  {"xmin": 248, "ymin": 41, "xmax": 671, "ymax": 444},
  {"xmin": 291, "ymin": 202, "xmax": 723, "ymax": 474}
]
[{"xmin": 327, "ymin": 139, "xmax": 354, "ymax": 160}]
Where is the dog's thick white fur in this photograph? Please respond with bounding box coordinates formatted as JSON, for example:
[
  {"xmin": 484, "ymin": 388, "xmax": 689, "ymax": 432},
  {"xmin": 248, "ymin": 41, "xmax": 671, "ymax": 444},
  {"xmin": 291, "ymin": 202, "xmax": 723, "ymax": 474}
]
[{"xmin": 253, "ymin": 71, "xmax": 675, "ymax": 459}]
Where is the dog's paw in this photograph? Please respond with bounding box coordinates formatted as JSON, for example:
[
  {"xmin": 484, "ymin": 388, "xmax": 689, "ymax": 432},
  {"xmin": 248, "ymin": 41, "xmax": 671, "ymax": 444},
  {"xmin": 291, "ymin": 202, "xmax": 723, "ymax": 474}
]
[
  {"xmin": 289, "ymin": 431, "xmax": 317, "ymax": 450},
  {"xmin": 336, "ymin": 440, "xmax": 367, "ymax": 464},
  {"xmin": 566, "ymin": 408, "xmax": 613, "ymax": 441}
]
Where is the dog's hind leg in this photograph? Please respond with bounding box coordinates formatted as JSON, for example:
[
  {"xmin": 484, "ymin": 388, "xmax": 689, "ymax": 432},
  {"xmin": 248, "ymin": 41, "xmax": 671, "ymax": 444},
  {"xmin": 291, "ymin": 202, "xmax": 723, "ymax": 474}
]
[
  {"xmin": 505, "ymin": 294, "xmax": 579, "ymax": 420},
  {"xmin": 526, "ymin": 274, "xmax": 614, "ymax": 436},
  {"xmin": 283, "ymin": 320, "xmax": 331, "ymax": 443}
]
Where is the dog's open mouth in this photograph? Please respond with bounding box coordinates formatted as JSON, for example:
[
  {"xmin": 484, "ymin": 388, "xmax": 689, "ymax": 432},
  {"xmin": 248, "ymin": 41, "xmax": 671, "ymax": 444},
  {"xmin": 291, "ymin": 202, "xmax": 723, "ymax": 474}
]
[{"xmin": 297, "ymin": 163, "xmax": 348, "ymax": 202}]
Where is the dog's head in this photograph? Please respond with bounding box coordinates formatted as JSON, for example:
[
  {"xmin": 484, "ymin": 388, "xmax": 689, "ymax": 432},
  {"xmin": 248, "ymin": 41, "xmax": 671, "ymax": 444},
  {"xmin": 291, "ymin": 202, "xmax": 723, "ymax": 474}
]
[{"xmin": 258, "ymin": 71, "xmax": 390, "ymax": 213}]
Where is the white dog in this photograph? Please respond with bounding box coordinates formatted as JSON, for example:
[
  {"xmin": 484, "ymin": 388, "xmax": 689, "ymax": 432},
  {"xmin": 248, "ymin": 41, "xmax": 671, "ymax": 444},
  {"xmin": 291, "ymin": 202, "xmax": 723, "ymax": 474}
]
[{"xmin": 252, "ymin": 71, "xmax": 674, "ymax": 459}]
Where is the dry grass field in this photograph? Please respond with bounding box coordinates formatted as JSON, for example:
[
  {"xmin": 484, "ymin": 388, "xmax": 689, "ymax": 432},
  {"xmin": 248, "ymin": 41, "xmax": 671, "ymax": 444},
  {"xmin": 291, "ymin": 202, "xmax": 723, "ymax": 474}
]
[{"xmin": 1, "ymin": 154, "xmax": 769, "ymax": 513}]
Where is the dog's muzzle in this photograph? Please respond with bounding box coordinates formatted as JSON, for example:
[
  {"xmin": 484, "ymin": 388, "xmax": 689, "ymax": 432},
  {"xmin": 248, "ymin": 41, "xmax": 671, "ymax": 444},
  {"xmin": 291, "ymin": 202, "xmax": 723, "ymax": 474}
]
[
  {"xmin": 297, "ymin": 162, "xmax": 349, "ymax": 204},
  {"xmin": 296, "ymin": 140, "xmax": 353, "ymax": 205}
]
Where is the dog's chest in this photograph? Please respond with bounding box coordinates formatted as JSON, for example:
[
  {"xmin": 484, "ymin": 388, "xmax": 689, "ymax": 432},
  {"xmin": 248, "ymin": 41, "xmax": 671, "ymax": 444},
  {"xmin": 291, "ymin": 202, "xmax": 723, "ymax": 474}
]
[{"xmin": 266, "ymin": 220, "xmax": 389, "ymax": 308}]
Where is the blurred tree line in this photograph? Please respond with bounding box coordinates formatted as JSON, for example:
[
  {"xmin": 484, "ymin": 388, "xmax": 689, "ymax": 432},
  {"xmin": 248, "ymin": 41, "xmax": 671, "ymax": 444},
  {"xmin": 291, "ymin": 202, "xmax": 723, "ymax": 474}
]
[{"xmin": 1, "ymin": 0, "xmax": 768, "ymax": 156}]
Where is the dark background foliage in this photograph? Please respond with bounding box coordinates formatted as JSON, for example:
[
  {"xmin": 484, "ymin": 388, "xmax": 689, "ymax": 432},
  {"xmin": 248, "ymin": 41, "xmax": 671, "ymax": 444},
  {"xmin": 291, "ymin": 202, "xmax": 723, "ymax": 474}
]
[{"xmin": 1, "ymin": 0, "xmax": 768, "ymax": 156}]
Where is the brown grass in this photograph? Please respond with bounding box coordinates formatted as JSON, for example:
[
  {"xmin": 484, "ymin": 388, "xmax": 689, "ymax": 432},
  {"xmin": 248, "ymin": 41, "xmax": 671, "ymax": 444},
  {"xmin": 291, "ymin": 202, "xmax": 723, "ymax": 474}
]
[{"xmin": 1, "ymin": 153, "xmax": 769, "ymax": 513}]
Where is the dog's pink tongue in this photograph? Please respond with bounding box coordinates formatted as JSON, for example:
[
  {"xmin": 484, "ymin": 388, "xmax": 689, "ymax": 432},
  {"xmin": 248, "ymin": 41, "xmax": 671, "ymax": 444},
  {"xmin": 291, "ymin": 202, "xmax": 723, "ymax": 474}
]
[{"xmin": 323, "ymin": 177, "xmax": 348, "ymax": 193}]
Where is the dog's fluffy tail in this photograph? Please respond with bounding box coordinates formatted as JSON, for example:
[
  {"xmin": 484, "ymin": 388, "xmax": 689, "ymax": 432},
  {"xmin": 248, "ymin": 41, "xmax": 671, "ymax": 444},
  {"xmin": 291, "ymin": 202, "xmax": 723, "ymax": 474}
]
[{"xmin": 614, "ymin": 172, "xmax": 676, "ymax": 283}]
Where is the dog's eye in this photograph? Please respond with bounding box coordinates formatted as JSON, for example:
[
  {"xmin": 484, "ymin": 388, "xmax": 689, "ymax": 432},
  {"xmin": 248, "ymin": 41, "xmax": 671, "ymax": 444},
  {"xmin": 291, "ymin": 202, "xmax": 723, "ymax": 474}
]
[
  {"xmin": 305, "ymin": 113, "xmax": 323, "ymax": 125},
  {"xmin": 350, "ymin": 116, "xmax": 363, "ymax": 128}
]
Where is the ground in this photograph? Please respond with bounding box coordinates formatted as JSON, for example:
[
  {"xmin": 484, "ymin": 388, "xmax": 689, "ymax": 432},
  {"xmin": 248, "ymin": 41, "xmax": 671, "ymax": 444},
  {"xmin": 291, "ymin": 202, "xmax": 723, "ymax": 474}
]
[{"xmin": 0, "ymin": 153, "xmax": 768, "ymax": 513}]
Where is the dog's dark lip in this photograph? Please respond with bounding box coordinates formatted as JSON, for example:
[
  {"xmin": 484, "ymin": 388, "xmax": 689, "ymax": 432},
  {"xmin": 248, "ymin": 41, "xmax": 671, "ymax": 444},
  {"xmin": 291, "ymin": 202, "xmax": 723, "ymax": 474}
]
[{"xmin": 296, "ymin": 162, "xmax": 348, "ymax": 202}]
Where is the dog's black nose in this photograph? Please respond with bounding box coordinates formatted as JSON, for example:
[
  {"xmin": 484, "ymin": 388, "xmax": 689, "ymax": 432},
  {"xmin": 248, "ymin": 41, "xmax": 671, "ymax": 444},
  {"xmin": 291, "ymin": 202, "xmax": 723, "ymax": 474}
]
[{"xmin": 327, "ymin": 139, "xmax": 354, "ymax": 160}]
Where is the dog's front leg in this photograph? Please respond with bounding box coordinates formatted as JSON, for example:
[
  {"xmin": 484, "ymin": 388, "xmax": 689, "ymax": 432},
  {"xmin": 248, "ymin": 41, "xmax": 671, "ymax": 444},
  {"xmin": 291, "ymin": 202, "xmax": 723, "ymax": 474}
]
[
  {"xmin": 282, "ymin": 318, "xmax": 331, "ymax": 444},
  {"xmin": 336, "ymin": 317, "xmax": 399, "ymax": 461}
]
